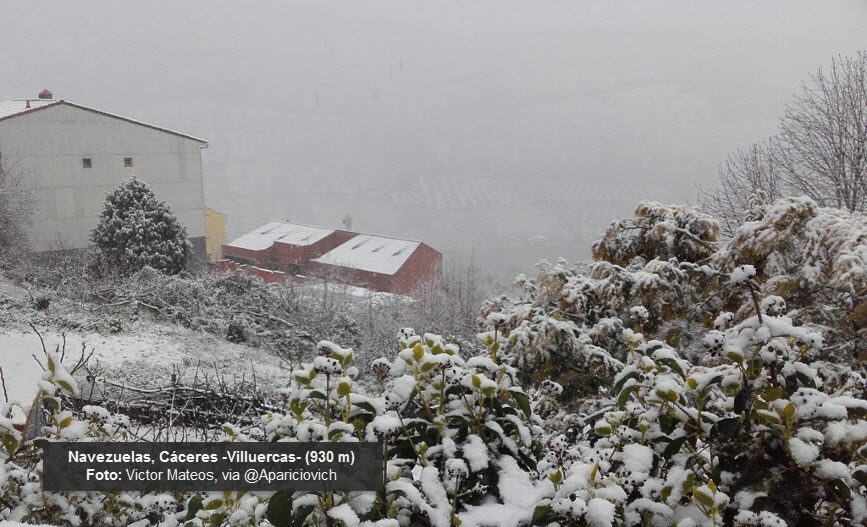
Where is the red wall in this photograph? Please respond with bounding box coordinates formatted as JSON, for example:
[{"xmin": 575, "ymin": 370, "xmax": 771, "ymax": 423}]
[
  {"xmin": 219, "ymin": 231, "xmax": 443, "ymax": 296},
  {"xmin": 302, "ymin": 242, "xmax": 443, "ymax": 295},
  {"xmin": 391, "ymin": 243, "xmax": 443, "ymax": 295},
  {"xmin": 211, "ymin": 260, "xmax": 287, "ymax": 283},
  {"xmin": 220, "ymin": 245, "xmax": 274, "ymax": 268},
  {"xmin": 271, "ymin": 230, "xmax": 355, "ymax": 274}
]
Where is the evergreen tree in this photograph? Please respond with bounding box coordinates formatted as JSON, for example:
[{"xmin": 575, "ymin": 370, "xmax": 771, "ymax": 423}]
[{"xmin": 91, "ymin": 177, "xmax": 191, "ymax": 274}]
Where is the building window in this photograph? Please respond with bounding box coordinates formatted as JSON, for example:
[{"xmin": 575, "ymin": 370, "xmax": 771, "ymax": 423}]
[
  {"xmin": 124, "ymin": 157, "xmax": 133, "ymax": 168},
  {"xmin": 82, "ymin": 158, "xmax": 92, "ymax": 168}
]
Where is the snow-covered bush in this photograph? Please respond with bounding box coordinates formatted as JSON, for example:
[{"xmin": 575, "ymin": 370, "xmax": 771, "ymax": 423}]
[
  {"xmin": 0, "ymin": 163, "xmax": 36, "ymax": 256},
  {"xmin": 482, "ymin": 197, "xmax": 867, "ymax": 412},
  {"xmin": 540, "ymin": 312, "xmax": 867, "ymax": 525},
  {"xmin": 4, "ymin": 320, "xmax": 866, "ymax": 526},
  {"xmin": 592, "ymin": 202, "xmax": 720, "ymax": 266},
  {"xmin": 0, "ymin": 331, "xmax": 550, "ymax": 527},
  {"xmin": 716, "ymin": 196, "xmax": 867, "ymax": 362},
  {"xmin": 265, "ymin": 332, "xmax": 545, "ymax": 526},
  {"xmin": 91, "ymin": 177, "xmax": 192, "ymax": 275}
]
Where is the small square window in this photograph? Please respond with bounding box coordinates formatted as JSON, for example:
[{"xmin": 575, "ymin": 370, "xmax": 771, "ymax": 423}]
[
  {"xmin": 124, "ymin": 157, "xmax": 133, "ymax": 168},
  {"xmin": 82, "ymin": 158, "xmax": 92, "ymax": 168}
]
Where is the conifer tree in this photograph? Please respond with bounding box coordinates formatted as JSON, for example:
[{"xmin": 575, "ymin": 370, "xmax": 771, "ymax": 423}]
[{"xmin": 91, "ymin": 177, "xmax": 191, "ymax": 274}]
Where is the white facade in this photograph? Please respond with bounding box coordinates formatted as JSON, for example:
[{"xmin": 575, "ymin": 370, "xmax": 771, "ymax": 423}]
[{"xmin": 0, "ymin": 99, "xmax": 207, "ymax": 255}]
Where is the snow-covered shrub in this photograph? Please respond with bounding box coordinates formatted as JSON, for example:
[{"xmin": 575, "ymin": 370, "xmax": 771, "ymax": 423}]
[
  {"xmin": 483, "ymin": 196, "xmax": 867, "ymax": 412},
  {"xmin": 592, "ymin": 202, "xmax": 720, "ymax": 266},
  {"xmin": 716, "ymin": 196, "xmax": 867, "ymax": 363},
  {"xmin": 0, "ymin": 163, "xmax": 36, "ymax": 256},
  {"xmin": 4, "ymin": 322, "xmax": 866, "ymax": 526},
  {"xmin": 480, "ymin": 255, "xmax": 720, "ymax": 410},
  {"xmin": 529, "ymin": 308, "xmax": 867, "ymax": 525},
  {"xmin": 32, "ymin": 295, "xmax": 50, "ymax": 311},
  {"xmin": 91, "ymin": 177, "xmax": 192, "ymax": 275},
  {"xmin": 264, "ymin": 332, "xmax": 545, "ymax": 526}
]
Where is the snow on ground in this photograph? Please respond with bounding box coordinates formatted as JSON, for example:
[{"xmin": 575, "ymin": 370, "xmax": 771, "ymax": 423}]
[
  {"xmin": 296, "ymin": 281, "xmax": 410, "ymax": 303},
  {"xmin": 0, "ymin": 331, "xmax": 45, "ymax": 423},
  {"xmin": 0, "ymin": 324, "xmax": 291, "ymax": 419}
]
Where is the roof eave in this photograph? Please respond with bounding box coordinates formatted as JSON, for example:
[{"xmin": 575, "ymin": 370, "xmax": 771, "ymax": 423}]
[{"xmin": 0, "ymin": 100, "xmax": 208, "ymax": 144}]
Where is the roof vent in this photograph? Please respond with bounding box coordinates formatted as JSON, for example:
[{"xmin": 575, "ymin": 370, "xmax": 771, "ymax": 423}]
[{"xmin": 38, "ymin": 89, "xmax": 53, "ymax": 100}]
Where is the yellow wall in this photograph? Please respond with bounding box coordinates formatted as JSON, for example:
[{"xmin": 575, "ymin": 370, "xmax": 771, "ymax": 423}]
[{"xmin": 204, "ymin": 207, "xmax": 227, "ymax": 262}]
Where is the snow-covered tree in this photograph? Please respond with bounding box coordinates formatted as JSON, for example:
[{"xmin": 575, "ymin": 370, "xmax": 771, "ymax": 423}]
[
  {"xmin": 0, "ymin": 163, "xmax": 36, "ymax": 256},
  {"xmin": 482, "ymin": 197, "xmax": 867, "ymax": 414},
  {"xmin": 90, "ymin": 177, "xmax": 191, "ymax": 274}
]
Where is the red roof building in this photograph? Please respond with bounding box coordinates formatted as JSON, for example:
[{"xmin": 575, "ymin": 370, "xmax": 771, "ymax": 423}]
[{"xmin": 220, "ymin": 221, "xmax": 442, "ymax": 295}]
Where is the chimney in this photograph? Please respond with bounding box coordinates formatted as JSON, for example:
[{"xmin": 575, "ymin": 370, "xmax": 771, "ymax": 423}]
[
  {"xmin": 38, "ymin": 89, "xmax": 53, "ymax": 100},
  {"xmin": 25, "ymin": 100, "xmax": 30, "ymax": 108}
]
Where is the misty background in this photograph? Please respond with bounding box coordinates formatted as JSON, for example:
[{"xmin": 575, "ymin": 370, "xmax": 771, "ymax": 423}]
[{"xmin": 2, "ymin": 1, "xmax": 866, "ymax": 277}]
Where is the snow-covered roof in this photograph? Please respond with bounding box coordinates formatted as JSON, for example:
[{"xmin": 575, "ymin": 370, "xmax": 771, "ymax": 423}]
[
  {"xmin": 0, "ymin": 99, "xmax": 60, "ymax": 119},
  {"xmin": 0, "ymin": 99, "xmax": 207, "ymax": 143},
  {"xmin": 226, "ymin": 221, "xmax": 336, "ymax": 251},
  {"xmin": 314, "ymin": 234, "xmax": 421, "ymax": 275}
]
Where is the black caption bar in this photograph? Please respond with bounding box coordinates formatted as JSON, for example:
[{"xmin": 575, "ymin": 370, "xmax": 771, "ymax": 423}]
[{"xmin": 43, "ymin": 442, "xmax": 384, "ymax": 492}]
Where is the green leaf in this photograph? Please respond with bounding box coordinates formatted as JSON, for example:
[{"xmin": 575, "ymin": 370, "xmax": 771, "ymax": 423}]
[
  {"xmin": 412, "ymin": 344, "xmax": 425, "ymax": 362},
  {"xmin": 663, "ymin": 436, "xmax": 687, "ymax": 459},
  {"xmin": 265, "ymin": 491, "xmax": 294, "ymax": 527},
  {"xmin": 203, "ymin": 499, "xmax": 223, "ymax": 511},
  {"xmin": 682, "ymin": 473, "xmax": 695, "ymax": 496},
  {"xmin": 795, "ymin": 371, "xmax": 816, "ymax": 388},
  {"xmin": 613, "ymin": 371, "xmax": 638, "ymax": 394},
  {"xmin": 290, "ymin": 399, "xmax": 308, "ymax": 416},
  {"xmin": 693, "ymin": 488, "xmax": 714, "ymax": 508},
  {"xmin": 549, "ymin": 469, "xmax": 563, "ymax": 485},
  {"xmin": 508, "ymin": 390, "xmax": 532, "ymax": 419},
  {"xmin": 291, "ymin": 505, "xmax": 316, "ymax": 527},
  {"xmin": 184, "ymin": 495, "xmax": 204, "ymax": 521},
  {"xmin": 618, "ymin": 384, "xmax": 638, "ymax": 410},
  {"xmin": 830, "ymin": 479, "xmax": 851, "ymax": 500},
  {"xmin": 594, "ymin": 423, "xmax": 612, "ymax": 436},
  {"xmin": 56, "ymin": 381, "xmax": 75, "ymax": 395},
  {"xmin": 336, "ymin": 382, "xmax": 351, "ymax": 397},
  {"xmin": 661, "ymin": 486, "xmax": 672, "ymax": 501},
  {"xmin": 471, "ymin": 375, "xmax": 481, "ymax": 389},
  {"xmin": 733, "ymin": 386, "xmax": 752, "ymax": 414},
  {"xmin": 726, "ymin": 351, "xmax": 744, "ymax": 363},
  {"xmin": 765, "ymin": 386, "xmax": 783, "ymax": 402},
  {"xmin": 308, "ymin": 391, "xmax": 327, "ymax": 401},
  {"xmin": 531, "ymin": 506, "xmax": 551, "ymax": 525},
  {"xmin": 420, "ymin": 362, "xmax": 438, "ymax": 373},
  {"xmin": 781, "ymin": 402, "xmax": 796, "ymax": 420},
  {"xmin": 354, "ymin": 401, "xmax": 376, "ymax": 413},
  {"xmin": 45, "ymin": 397, "xmax": 60, "ymax": 412},
  {"xmin": 1, "ymin": 433, "xmax": 18, "ymax": 457},
  {"xmin": 590, "ymin": 462, "xmax": 599, "ymax": 483},
  {"xmin": 657, "ymin": 358, "xmax": 685, "ymax": 379},
  {"xmin": 209, "ymin": 512, "xmax": 226, "ymax": 527}
]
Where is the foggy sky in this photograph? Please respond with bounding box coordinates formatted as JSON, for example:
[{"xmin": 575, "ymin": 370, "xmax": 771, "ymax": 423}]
[{"xmin": 2, "ymin": 1, "xmax": 866, "ymax": 276}]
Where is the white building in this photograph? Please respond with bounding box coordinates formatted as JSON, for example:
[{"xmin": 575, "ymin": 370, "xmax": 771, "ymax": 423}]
[{"xmin": 0, "ymin": 90, "xmax": 207, "ymax": 260}]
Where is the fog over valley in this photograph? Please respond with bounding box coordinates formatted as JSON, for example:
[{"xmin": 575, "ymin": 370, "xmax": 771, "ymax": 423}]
[{"xmin": 2, "ymin": 0, "xmax": 866, "ymax": 276}]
